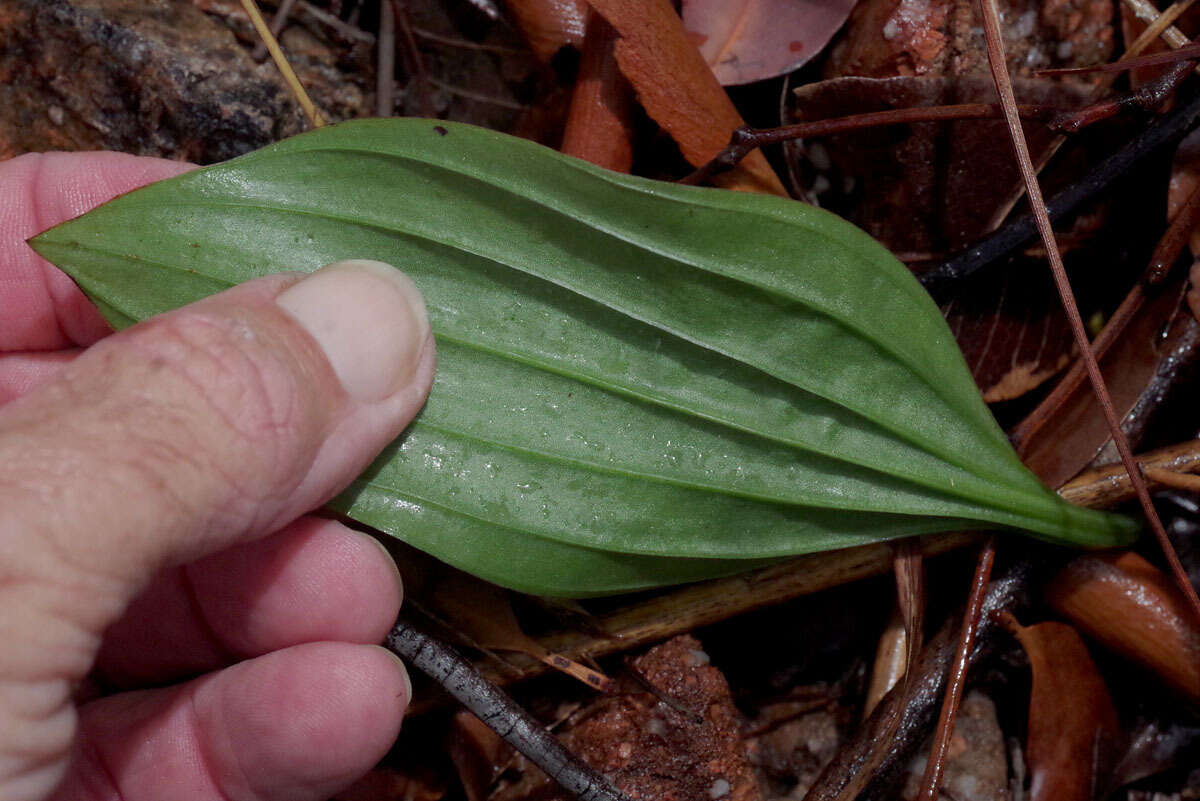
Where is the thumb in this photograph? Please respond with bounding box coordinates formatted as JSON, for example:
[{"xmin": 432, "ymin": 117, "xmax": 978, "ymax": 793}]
[{"xmin": 0, "ymin": 259, "xmax": 433, "ymax": 798}]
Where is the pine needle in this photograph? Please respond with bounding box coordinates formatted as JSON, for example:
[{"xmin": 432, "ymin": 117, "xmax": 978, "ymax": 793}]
[
  {"xmin": 974, "ymin": 0, "xmax": 1200, "ymax": 631},
  {"xmin": 240, "ymin": 0, "xmax": 326, "ymax": 128}
]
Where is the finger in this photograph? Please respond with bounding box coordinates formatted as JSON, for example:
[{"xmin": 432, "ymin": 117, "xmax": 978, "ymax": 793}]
[
  {"xmin": 0, "ymin": 351, "xmax": 79, "ymax": 405},
  {"xmin": 0, "ymin": 260, "xmax": 434, "ymax": 801},
  {"xmin": 0, "ymin": 152, "xmax": 194, "ymax": 351},
  {"xmin": 95, "ymin": 517, "xmax": 403, "ymax": 687},
  {"xmin": 56, "ymin": 643, "xmax": 409, "ymax": 801}
]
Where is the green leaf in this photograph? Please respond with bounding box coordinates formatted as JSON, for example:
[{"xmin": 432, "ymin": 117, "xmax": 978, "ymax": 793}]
[{"xmin": 31, "ymin": 118, "xmax": 1137, "ymax": 597}]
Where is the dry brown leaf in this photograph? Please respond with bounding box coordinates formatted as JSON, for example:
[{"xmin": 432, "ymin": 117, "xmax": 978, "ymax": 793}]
[
  {"xmin": 680, "ymin": 0, "xmax": 855, "ymax": 86},
  {"xmin": 430, "ymin": 571, "xmax": 615, "ymax": 691},
  {"xmin": 1003, "ymin": 615, "xmax": 1120, "ymax": 801},
  {"xmin": 448, "ymin": 711, "xmax": 513, "ymax": 801},
  {"xmin": 586, "ymin": 0, "xmax": 787, "ymax": 195},
  {"xmin": 1048, "ymin": 552, "xmax": 1200, "ymax": 705},
  {"xmin": 1190, "ymin": 261, "xmax": 1200, "ymax": 322}
]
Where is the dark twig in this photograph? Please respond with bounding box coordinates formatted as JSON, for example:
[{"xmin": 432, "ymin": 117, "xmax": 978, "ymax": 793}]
[
  {"xmin": 1146, "ymin": 177, "xmax": 1200, "ymax": 283},
  {"xmin": 921, "ymin": 87, "xmax": 1200, "ymax": 295},
  {"xmin": 1049, "ymin": 55, "xmax": 1194, "ymax": 134},
  {"xmin": 412, "ymin": 26, "xmax": 528, "ymax": 55},
  {"xmin": 976, "ymin": 0, "xmax": 1200, "ymax": 625},
  {"xmin": 297, "ymin": 0, "xmax": 374, "ymax": 44},
  {"xmin": 391, "ymin": 0, "xmax": 435, "ymax": 118},
  {"xmin": 386, "ymin": 621, "xmax": 632, "ymax": 801},
  {"xmin": 252, "ymin": 0, "xmax": 297, "ymax": 61},
  {"xmin": 680, "ymin": 104, "xmax": 1060, "ymax": 187},
  {"xmin": 803, "ymin": 555, "xmax": 1034, "ymax": 801},
  {"xmin": 1037, "ymin": 42, "xmax": 1200, "ymax": 76},
  {"xmin": 376, "ymin": 0, "xmax": 396, "ymax": 117},
  {"xmin": 916, "ymin": 537, "xmax": 996, "ymax": 801}
]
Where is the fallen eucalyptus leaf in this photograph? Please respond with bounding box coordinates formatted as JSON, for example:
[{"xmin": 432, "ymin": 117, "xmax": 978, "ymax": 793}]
[{"xmin": 31, "ymin": 118, "xmax": 1136, "ymax": 596}]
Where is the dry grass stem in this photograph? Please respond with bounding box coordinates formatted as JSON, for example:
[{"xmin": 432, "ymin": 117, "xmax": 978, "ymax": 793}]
[
  {"xmin": 239, "ymin": 0, "xmax": 326, "ymax": 127},
  {"xmin": 917, "ymin": 537, "xmax": 997, "ymax": 801}
]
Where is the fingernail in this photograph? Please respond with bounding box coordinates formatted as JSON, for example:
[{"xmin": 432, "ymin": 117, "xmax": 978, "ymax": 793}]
[
  {"xmin": 276, "ymin": 260, "xmax": 429, "ymax": 401},
  {"xmin": 382, "ymin": 648, "xmax": 414, "ymax": 708}
]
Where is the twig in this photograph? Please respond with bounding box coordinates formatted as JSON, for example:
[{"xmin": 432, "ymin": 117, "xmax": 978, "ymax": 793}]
[
  {"xmin": 680, "ymin": 104, "xmax": 1061, "ymax": 187},
  {"xmin": 1049, "ymin": 56, "xmax": 1194, "ymax": 134},
  {"xmin": 1124, "ymin": 0, "xmax": 1191, "ymax": 48},
  {"xmin": 916, "ymin": 537, "xmax": 997, "ymax": 801},
  {"xmin": 985, "ymin": 4, "xmax": 1195, "ymax": 230},
  {"xmin": 386, "ymin": 621, "xmax": 632, "ymax": 801},
  {"xmin": 1060, "ymin": 438, "xmax": 1200, "ymax": 506},
  {"xmin": 976, "ymin": 0, "xmax": 1200, "ymax": 623},
  {"xmin": 392, "ymin": 1, "xmax": 435, "ymax": 119},
  {"xmin": 1144, "ymin": 466, "xmax": 1200, "ymax": 492},
  {"xmin": 1128, "ymin": 0, "xmax": 1198, "ymax": 53},
  {"xmin": 296, "ymin": 0, "xmax": 374, "ymax": 44},
  {"xmin": 240, "ymin": 0, "xmax": 325, "ymax": 127},
  {"xmin": 1146, "ymin": 179, "xmax": 1200, "ymax": 283},
  {"xmin": 920, "ymin": 88, "xmax": 1200, "ymax": 295},
  {"xmin": 805, "ymin": 554, "xmax": 1033, "ymax": 801},
  {"xmin": 251, "ymin": 0, "xmax": 297, "ymax": 61},
  {"xmin": 1037, "ymin": 42, "xmax": 1200, "ymax": 76},
  {"xmin": 412, "ymin": 26, "xmax": 528, "ymax": 55},
  {"xmin": 424, "ymin": 77, "xmax": 529, "ymax": 110},
  {"xmin": 376, "ymin": 0, "xmax": 396, "ymax": 117}
]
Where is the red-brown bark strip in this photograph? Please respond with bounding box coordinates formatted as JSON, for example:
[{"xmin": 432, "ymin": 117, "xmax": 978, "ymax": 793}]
[
  {"xmin": 560, "ymin": 8, "xmax": 635, "ymax": 172},
  {"xmin": 586, "ymin": 0, "xmax": 787, "ymax": 195}
]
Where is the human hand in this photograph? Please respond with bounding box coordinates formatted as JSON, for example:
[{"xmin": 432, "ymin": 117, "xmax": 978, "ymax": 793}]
[{"xmin": 0, "ymin": 152, "xmax": 436, "ymax": 801}]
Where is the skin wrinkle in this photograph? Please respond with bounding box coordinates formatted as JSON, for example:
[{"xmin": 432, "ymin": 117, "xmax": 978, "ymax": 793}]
[
  {"xmin": 74, "ymin": 731, "xmax": 125, "ymax": 801},
  {"xmin": 27, "ymin": 156, "xmax": 70, "ymax": 351},
  {"xmin": 186, "ymin": 684, "xmax": 247, "ymax": 801},
  {"xmin": 178, "ymin": 565, "xmax": 241, "ymax": 666}
]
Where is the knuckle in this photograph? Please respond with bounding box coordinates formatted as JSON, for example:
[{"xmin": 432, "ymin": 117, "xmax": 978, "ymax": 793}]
[{"xmin": 104, "ymin": 308, "xmax": 324, "ymax": 516}]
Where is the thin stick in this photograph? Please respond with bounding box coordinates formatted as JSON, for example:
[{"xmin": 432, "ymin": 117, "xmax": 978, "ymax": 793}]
[
  {"xmin": 975, "ymin": 0, "xmax": 1200, "ymax": 623},
  {"xmin": 377, "ymin": 0, "xmax": 396, "ymax": 117},
  {"xmin": 1037, "ymin": 43, "xmax": 1200, "ymax": 75},
  {"xmin": 392, "ymin": 1, "xmax": 435, "ymax": 119},
  {"xmin": 240, "ymin": 0, "xmax": 325, "ymax": 127},
  {"xmin": 917, "ymin": 537, "xmax": 996, "ymax": 801},
  {"xmin": 386, "ymin": 621, "xmax": 632, "ymax": 801},
  {"xmin": 1144, "ymin": 466, "xmax": 1200, "ymax": 492},
  {"xmin": 681, "ymin": 104, "xmax": 1059, "ymax": 186},
  {"xmin": 425, "ymin": 77, "xmax": 529, "ymax": 110},
  {"xmin": 412, "ymin": 26, "xmax": 528, "ymax": 55},
  {"xmin": 985, "ymin": 0, "xmax": 1193, "ymax": 231},
  {"xmin": 1123, "ymin": 0, "xmax": 1191, "ymax": 48},
  {"xmin": 921, "ymin": 87, "xmax": 1200, "ymax": 294},
  {"xmin": 1128, "ymin": 0, "xmax": 1198, "ymax": 54},
  {"xmin": 297, "ymin": 0, "xmax": 375, "ymax": 44},
  {"xmin": 1146, "ymin": 178, "xmax": 1200, "ymax": 283},
  {"xmin": 1061, "ymin": 438, "xmax": 1200, "ymax": 507},
  {"xmin": 252, "ymin": 0, "xmax": 298, "ymax": 61}
]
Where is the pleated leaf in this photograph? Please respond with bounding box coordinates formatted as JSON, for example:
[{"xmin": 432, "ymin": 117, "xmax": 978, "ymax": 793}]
[{"xmin": 30, "ymin": 118, "xmax": 1137, "ymax": 597}]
